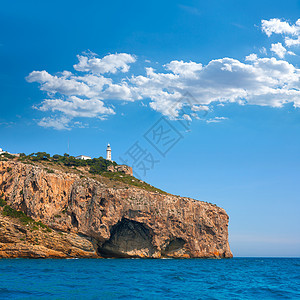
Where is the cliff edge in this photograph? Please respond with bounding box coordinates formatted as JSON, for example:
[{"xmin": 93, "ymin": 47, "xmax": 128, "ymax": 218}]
[{"xmin": 0, "ymin": 160, "xmax": 232, "ymax": 258}]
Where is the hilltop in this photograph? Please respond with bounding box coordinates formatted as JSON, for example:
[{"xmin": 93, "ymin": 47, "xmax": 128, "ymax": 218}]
[{"xmin": 0, "ymin": 152, "xmax": 167, "ymax": 195}]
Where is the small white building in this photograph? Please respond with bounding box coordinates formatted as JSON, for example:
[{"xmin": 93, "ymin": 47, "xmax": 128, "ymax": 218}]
[
  {"xmin": 0, "ymin": 148, "xmax": 6, "ymax": 155},
  {"xmin": 106, "ymin": 144, "xmax": 112, "ymax": 161},
  {"xmin": 75, "ymin": 155, "xmax": 91, "ymax": 160}
]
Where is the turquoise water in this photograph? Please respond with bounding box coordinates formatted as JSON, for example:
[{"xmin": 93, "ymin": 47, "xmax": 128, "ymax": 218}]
[{"xmin": 0, "ymin": 258, "xmax": 299, "ymax": 299}]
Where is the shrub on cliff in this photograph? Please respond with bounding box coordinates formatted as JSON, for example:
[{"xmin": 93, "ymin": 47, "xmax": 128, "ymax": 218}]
[
  {"xmin": 2, "ymin": 205, "xmax": 35, "ymax": 225},
  {"xmin": 0, "ymin": 193, "xmax": 7, "ymax": 207},
  {"xmin": 30, "ymin": 152, "xmax": 50, "ymax": 161},
  {"xmin": 88, "ymin": 157, "xmax": 116, "ymax": 174},
  {"xmin": 2, "ymin": 204, "xmax": 51, "ymax": 230},
  {"xmin": 0, "ymin": 153, "xmax": 15, "ymax": 159},
  {"xmin": 19, "ymin": 152, "xmax": 116, "ymax": 172},
  {"xmin": 101, "ymin": 172, "xmax": 167, "ymax": 194}
]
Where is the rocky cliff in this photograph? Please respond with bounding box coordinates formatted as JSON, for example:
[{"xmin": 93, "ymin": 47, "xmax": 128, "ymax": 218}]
[{"xmin": 0, "ymin": 160, "xmax": 232, "ymax": 258}]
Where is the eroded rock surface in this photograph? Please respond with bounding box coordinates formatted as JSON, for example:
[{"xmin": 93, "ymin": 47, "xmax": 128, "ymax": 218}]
[
  {"xmin": 0, "ymin": 160, "xmax": 233, "ymax": 258},
  {"xmin": 0, "ymin": 213, "xmax": 97, "ymax": 258}
]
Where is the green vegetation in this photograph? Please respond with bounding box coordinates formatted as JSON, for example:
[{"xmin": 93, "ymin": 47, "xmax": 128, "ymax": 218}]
[
  {"xmin": 1, "ymin": 191, "xmax": 53, "ymax": 231},
  {"xmin": 35, "ymin": 220, "xmax": 47, "ymax": 228},
  {"xmin": 19, "ymin": 152, "xmax": 116, "ymax": 174},
  {"xmin": 30, "ymin": 152, "xmax": 50, "ymax": 161},
  {"xmin": 2, "ymin": 205, "xmax": 36, "ymax": 225},
  {"xmin": 101, "ymin": 172, "xmax": 167, "ymax": 194},
  {"xmin": 1, "ymin": 203, "xmax": 52, "ymax": 231},
  {"xmin": 0, "ymin": 193, "xmax": 7, "ymax": 207},
  {"xmin": 0, "ymin": 153, "xmax": 15, "ymax": 159}
]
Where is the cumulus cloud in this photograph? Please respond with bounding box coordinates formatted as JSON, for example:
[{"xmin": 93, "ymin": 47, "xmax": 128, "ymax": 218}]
[
  {"xmin": 262, "ymin": 18, "xmax": 300, "ymax": 49},
  {"xmin": 38, "ymin": 116, "xmax": 71, "ymax": 130},
  {"xmin": 261, "ymin": 18, "xmax": 300, "ymax": 37},
  {"xmin": 165, "ymin": 60, "xmax": 203, "ymax": 77},
  {"xmin": 270, "ymin": 42, "xmax": 287, "ymax": 58},
  {"xmin": 37, "ymin": 96, "xmax": 115, "ymax": 118},
  {"xmin": 27, "ymin": 70, "xmax": 98, "ymax": 97},
  {"xmin": 26, "ymin": 54, "xmax": 138, "ymax": 128},
  {"xmin": 245, "ymin": 53, "xmax": 258, "ymax": 61},
  {"xmin": 73, "ymin": 53, "xmax": 136, "ymax": 74},
  {"xmin": 191, "ymin": 104, "xmax": 209, "ymax": 112},
  {"xmin": 131, "ymin": 56, "xmax": 300, "ymax": 116},
  {"xmin": 285, "ymin": 36, "xmax": 300, "ymax": 47},
  {"xmin": 27, "ymin": 34, "xmax": 300, "ymax": 130}
]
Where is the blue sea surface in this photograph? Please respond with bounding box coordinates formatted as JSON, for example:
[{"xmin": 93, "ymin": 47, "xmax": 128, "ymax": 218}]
[{"xmin": 0, "ymin": 258, "xmax": 299, "ymax": 299}]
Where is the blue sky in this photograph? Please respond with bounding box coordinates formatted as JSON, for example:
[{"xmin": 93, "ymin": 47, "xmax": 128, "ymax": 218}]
[{"xmin": 0, "ymin": 0, "xmax": 300, "ymax": 256}]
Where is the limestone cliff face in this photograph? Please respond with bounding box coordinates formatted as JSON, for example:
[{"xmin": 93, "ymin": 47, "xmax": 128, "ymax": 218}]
[
  {"xmin": 0, "ymin": 213, "xmax": 97, "ymax": 258},
  {"xmin": 0, "ymin": 160, "xmax": 232, "ymax": 258}
]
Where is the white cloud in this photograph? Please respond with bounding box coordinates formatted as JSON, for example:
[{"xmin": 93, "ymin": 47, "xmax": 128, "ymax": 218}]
[
  {"xmin": 245, "ymin": 53, "xmax": 258, "ymax": 61},
  {"xmin": 183, "ymin": 114, "xmax": 192, "ymax": 121},
  {"xmin": 131, "ymin": 55, "xmax": 300, "ymax": 116},
  {"xmin": 26, "ymin": 69, "xmax": 138, "ymax": 102},
  {"xmin": 73, "ymin": 121, "xmax": 89, "ymax": 129},
  {"xmin": 261, "ymin": 18, "xmax": 300, "ymax": 37},
  {"xmin": 262, "ymin": 18, "xmax": 300, "ymax": 50},
  {"xmin": 164, "ymin": 60, "xmax": 203, "ymax": 77},
  {"xmin": 259, "ymin": 47, "xmax": 267, "ymax": 55},
  {"xmin": 206, "ymin": 117, "xmax": 228, "ymax": 123},
  {"xmin": 27, "ymin": 43, "xmax": 300, "ymax": 129},
  {"xmin": 285, "ymin": 36, "xmax": 300, "ymax": 47},
  {"xmin": 27, "ymin": 70, "xmax": 97, "ymax": 97},
  {"xmin": 38, "ymin": 115, "xmax": 91, "ymax": 130},
  {"xmin": 73, "ymin": 53, "xmax": 136, "ymax": 74},
  {"xmin": 37, "ymin": 96, "xmax": 115, "ymax": 118},
  {"xmin": 38, "ymin": 116, "xmax": 71, "ymax": 130},
  {"xmin": 191, "ymin": 104, "xmax": 209, "ymax": 112},
  {"xmin": 270, "ymin": 42, "xmax": 287, "ymax": 58}
]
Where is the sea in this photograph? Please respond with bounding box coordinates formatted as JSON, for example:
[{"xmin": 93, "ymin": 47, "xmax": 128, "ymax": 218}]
[{"xmin": 0, "ymin": 258, "xmax": 299, "ymax": 299}]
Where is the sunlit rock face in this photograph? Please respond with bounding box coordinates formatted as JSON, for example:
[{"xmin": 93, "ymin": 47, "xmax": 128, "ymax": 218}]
[{"xmin": 0, "ymin": 160, "xmax": 232, "ymax": 258}]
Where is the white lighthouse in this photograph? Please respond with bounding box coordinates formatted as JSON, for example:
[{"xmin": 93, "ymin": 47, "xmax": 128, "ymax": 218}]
[{"xmin": 106, "ymin": 144, "xmax": 112, "ymax": 161}]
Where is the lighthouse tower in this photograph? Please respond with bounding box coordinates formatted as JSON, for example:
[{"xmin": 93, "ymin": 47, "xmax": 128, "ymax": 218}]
[{"xmin": 106, "ymin": 144, "xmax": 112, "ymax": 161}]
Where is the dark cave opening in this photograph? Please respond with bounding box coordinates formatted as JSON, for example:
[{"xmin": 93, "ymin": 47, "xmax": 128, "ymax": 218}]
[{"xmin": 97, "ymin": 218, "xmax": 155, "ymax": 258}]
